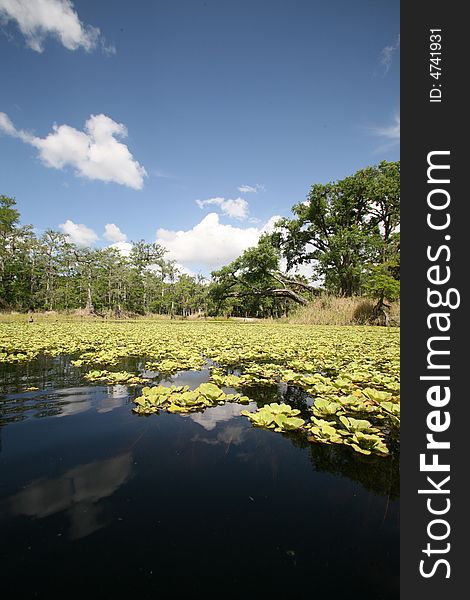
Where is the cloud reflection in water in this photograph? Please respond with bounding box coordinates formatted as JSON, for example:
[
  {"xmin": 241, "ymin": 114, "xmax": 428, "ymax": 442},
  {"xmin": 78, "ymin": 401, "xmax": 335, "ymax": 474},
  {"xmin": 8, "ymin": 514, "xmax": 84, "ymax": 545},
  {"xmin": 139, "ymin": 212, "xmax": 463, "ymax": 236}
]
[{"xmin": 7, "ymin": 452, "xmax": 132, "ymax": 539}]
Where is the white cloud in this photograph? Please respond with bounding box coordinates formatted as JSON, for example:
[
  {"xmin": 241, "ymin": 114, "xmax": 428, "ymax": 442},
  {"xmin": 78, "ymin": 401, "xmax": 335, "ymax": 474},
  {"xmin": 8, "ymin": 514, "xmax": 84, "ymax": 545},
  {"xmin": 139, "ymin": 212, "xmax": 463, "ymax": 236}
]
[
  {"xmin": 108, "ymin": 241, "xmax": 133, "ymax": 256},
  {"xmin": 59, "ymin": 219, "xmax": 98, "ymax": 247},
  {"xmin": 174, "ymin": 262, "xmax": 196, "ymax": 278},
  {"xmin": 0, "ymin": 112, "xmax": 146, "ymax": 189},
  {"xmin": 0, "ymin": 0, "xmax": 104, "ymax": 53},
  {"xmin": 196, "ymin": 197, "xmax": 249, "ymax": 220},
  {"xmin": 379, "ymin": 34, "xmax": 400, "ymax": 74},
  {"xmin": 373, "ymin": 113, "xmax": 400, "ymax": 140},
  {"xmin": 259, "ymin": 215, "xmax": 282, "ymax": 235},
  {"xmin": 0, "ymin": 111, "xmax": 17, "ymax": 136},
  {"xmin": 103, "ymin": 223, "xmax": 127, "ymax": 243},
  {"xmin": 156, "ymin": 212, "xmax": 281, "ymax": 269},
  {"xmin": 237, "ymin": 184, "xmax": 265, "ymax": 193}
]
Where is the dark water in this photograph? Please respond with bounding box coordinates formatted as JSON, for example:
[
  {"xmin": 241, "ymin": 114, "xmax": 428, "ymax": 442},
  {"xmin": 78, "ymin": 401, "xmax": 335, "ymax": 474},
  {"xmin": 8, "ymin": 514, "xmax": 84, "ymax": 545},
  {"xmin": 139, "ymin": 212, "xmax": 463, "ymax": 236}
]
[{"xmin": 0, "ymin": 357, "xmax": 399, "ymax": 597}]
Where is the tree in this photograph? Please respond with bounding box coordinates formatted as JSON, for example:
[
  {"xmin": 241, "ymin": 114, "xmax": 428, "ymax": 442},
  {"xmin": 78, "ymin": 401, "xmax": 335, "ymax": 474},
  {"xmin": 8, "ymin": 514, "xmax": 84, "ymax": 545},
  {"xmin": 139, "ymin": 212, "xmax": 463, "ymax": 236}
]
[
  {"xmin": 73, "ymin": 248, "xmax": 103, "ymax": 313},
  {"xmin": 362, "ymin": 233, "xmax": 400, "ymax": 324},
  {"xmin": 0, "ymin": 195, "xmax": 35, "ymax": 310},
  {"xmin": 210, "ymin": 235, "xmax": 316, "ymax": 316},
  {"xmin": 129, "ymin": 240, "xmax": 167, "ymax": 313},
  {"xmin": 93, "ymin": 247, "xmax": 130, "ymax": 315},
  {"xmin": 0, "ymin": 195, "xmax": 20, "ymax": 236},
  {"xmin": 274, "ymin": 161, "xmax": 400, "ymax": 296},
  {"xmin": 35, "ymin": 230, "xmax": 70, "ymax": 310}
]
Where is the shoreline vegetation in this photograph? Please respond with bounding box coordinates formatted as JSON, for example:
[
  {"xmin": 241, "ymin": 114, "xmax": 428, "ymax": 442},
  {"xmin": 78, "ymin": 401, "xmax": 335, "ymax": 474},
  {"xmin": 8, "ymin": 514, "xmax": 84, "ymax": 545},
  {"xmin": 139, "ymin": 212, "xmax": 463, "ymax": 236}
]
[{"xmin": 0, "ymin": 295, "xmax": 400, "ymax": 326}]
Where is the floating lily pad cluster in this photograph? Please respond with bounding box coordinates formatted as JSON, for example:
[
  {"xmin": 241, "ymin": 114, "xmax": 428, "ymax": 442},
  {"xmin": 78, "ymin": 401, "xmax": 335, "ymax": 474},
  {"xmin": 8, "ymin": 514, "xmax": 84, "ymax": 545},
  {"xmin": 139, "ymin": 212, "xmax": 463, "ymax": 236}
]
[
  {"xmin": 241, "ymin": 406, "xmax": 389, "ymax": 455},
  {"xmin": 84, "ymin": 370, "xmax": 146, "ymax": 385},
  {"xmin": 0, "ymin": 320, "xmax": 399, "ymax": 456},
  {"xmin": 211, "ymin": 366, "xmax": 400, "ymax": 424},
  {"xmin": 226, "ymin": 366, "xmax": 399, "ymax": 456},
  {"xmin": 241, "ymin": 403, "xmax": 304, "ymax": 432},
  {"xmin": 145, "ymin": 353, "xmax": 205, "ymax": 374},
  {"xmin": 0, "ymin": 322, "xmax": 399, "ymax": 379},
  {"xmin": 133, "ymin": 382, "xmax": 250, "ymax": 415},
  {"xmin": 306, "ymin": 414, "xmax": 389, "ymax": 455}
]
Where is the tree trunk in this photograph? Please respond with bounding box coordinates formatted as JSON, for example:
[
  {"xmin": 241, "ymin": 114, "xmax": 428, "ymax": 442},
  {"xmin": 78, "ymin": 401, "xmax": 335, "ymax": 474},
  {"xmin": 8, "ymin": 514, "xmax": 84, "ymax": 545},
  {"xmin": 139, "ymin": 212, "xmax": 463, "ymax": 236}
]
[{"xmin": 85, "ymin": 278, "xmax": 94, "ymax": 314}]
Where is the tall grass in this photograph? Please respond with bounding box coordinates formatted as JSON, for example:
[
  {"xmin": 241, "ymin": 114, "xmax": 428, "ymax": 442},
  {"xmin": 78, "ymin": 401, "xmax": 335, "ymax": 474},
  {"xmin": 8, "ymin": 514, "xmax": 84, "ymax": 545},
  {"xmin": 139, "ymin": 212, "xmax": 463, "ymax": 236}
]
[
  {"xmin": 1, "ymin": 297, "xmax": 400, "ymax": 326},
  {"xmin": 286, "ymin": 295, "xmax": 400, "ymax": 326}
]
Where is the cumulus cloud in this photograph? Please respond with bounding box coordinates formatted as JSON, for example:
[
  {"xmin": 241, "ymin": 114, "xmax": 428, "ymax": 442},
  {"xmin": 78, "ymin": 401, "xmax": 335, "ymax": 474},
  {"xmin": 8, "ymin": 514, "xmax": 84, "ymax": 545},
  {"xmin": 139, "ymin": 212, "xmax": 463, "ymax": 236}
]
[
  {"xmin": 237, "ymin": 184, "xmax": 265, "ymax": 193},
  {"xmin": 174, "ymin": 262, "xmax": 197, "ymax": 278},
  {"xmin": 155, "ymin": 212, "xmax": 281, "ymax": 269},
  {"xmin": 108, "ymin": 242, "xmax": 132, "ymax": 256},
  {"xmin": 108, "ymin": 241, "xmax": 133, "ymax": 256},
  {"xmin": 196, "ymin": 197, "xmax": 249, "ymax": 220},
  {"xmin": 59, "ymin": 219, "xmax": 98, "ymax": 247},
  {"xmin": 373, "ymin": 113, "xmax": 400, "ymax": 140},
  {"xmin": 0, "ymin": 112, "xmax": 146, "ymax": 189},
  {"xmin": 0, "ymin": 0, "xmax": 106, "ymax": 53},
  {"xmin": 103, "ymin": 223, "xmax": 127, "ymax": 243},
  {"xmin": 379, "ymin": 35, "xmax": 400, "ymax": 74}
]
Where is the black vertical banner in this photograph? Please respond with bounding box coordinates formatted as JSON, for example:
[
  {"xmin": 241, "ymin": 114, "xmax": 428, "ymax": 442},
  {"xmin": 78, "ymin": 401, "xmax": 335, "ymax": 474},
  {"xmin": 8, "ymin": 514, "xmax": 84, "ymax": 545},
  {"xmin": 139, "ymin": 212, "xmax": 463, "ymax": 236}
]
[{"xmin": 401, "ymin": 2, "xmax": 468, "ymax": 598}]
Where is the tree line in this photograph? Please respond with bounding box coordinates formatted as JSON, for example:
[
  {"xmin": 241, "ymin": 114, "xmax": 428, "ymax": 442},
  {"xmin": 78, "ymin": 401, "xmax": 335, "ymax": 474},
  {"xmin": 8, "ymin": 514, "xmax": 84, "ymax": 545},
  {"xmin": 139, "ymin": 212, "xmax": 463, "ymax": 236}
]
[
  {"xmin": 0, "ymin": 197, "xmax": 207, "ymax": 316},
  {"xmin": 0, "ymin": 160, "xmax": 399, "ymax": 318}
]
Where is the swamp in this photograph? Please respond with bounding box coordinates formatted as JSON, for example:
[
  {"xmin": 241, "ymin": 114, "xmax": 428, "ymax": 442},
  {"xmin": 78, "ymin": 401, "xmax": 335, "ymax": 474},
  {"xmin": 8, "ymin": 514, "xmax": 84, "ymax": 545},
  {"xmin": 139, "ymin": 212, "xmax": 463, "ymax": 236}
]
[
  {"xmin": 0, "ymin": 320, "xmax": 399, "ymax": 596},
  {"xmin": 0, "ymin": 1, "xmax": 401, "ymax": 594}
]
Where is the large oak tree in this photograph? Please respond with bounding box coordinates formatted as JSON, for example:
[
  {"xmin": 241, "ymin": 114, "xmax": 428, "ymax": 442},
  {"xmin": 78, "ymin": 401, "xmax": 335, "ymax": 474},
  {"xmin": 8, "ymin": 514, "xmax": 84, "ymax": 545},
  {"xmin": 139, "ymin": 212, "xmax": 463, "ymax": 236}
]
[{"xmin": 273, "ymin": 161, "xmax": 400, "ymax": 296}]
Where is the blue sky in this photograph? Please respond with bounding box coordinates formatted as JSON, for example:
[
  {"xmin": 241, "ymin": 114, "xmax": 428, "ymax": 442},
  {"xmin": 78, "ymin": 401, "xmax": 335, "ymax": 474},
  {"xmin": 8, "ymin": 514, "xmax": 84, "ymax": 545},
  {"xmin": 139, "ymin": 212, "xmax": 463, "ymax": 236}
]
[{"xmin": 0, "ymin": 0, "xmax": 399, "ymax": 275}]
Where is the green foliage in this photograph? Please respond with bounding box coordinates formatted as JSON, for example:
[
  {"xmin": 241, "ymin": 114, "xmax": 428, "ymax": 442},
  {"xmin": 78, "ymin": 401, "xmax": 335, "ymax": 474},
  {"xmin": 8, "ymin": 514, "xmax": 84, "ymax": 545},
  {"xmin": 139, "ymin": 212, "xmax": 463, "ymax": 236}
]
[
  {"xmin": 0, "ymin": 195, "xmax": 20, "ymax": 234},
  {"xmin": 210, "ymin": 235, "xmax": 315, "ymax": 317},
  {"xmin": 338, "ymin": 416, "xmax": 379, "ymax": 434},
  {"xmin": 133, "ymin": 382, "xmax": 250, "ymax": 414},
  {"xmin": 84, "ymin": 370, "xmax": 146, "ymax": 384},
  {"xmin": 363, "ymin": 260, "xmax": 400, "ymax": 303},
  {"xmin": 241, "ymin": 403, "xmax": 305, "ymax": 432},
  {"xmin": 308, "ymin": 417, "xmax": 346, "ymax": 444},
  {"xmin": 307, "ymin": 415, "xmax": 389, "ymax": 456},
  {"xmin": 0, "ymin": 196, "xmax": 36, "ymax": 310},
  {"xmin": 312, "ymin": 398, "xmax": 343, "ymax": 417},
  {"xmin": 347, "ymin": 432, "xmax": 389, "ymax": 456},
  {"xmin": 274, "ymin": 161, "xmax": 400, "ymax": 297},
  {"xmin": 0, "ymin": 196, "xmax": 210, "ymax": 316}
]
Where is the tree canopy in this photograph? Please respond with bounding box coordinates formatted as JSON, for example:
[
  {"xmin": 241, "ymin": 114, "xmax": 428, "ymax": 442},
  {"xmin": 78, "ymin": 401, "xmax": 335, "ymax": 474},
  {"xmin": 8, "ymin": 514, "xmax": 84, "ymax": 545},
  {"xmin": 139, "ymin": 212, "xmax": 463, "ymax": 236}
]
[
  {"xmin": 210, "ymin": 235, "xmax": 316, "ymax": 317},
  {"xmin": 273, "ymin": 161, "xmax": 400, "ymax": 296}
]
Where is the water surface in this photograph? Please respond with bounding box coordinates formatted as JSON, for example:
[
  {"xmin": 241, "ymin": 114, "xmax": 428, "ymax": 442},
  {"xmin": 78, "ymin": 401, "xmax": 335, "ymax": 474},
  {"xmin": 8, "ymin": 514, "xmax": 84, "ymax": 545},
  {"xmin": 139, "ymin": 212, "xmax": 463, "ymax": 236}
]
[{"xmin": 0, "ymin": 356, "xmax": 399, "ymax": 597}]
